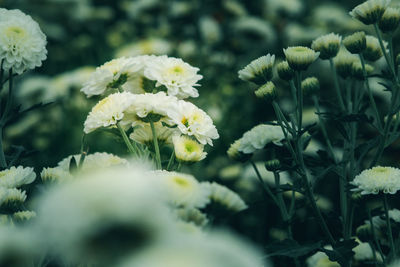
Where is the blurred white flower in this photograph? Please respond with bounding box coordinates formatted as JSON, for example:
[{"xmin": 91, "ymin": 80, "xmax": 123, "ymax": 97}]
[
  {"xmin": 204, "ymin": 182, "xmax": 247, "ymax": 212},
  {"xmin": 115, "ymin": 38, "xmax": 172, "ymax": 58},
  {"xmin": 130, "ymin": 121, "xmax": 174, "ymax": 146},
  {"xmin": 306, "ymin": 249, "xmax": 340, "ymax": 267},
  {"xmin": 34, "ymin": 165, "xmax": 178, "ymax": 264},
  {"xmin": 199, "ymin": 16, "xmax": 221, "ymax": 44},
  {"xmin": 353, "ymin": 241, "xmax": 383, "ymax": 262},
  {"xmin": 351, "ymin": 166, "xmax": 400, "ymax": 194},
  {"xmin": 144, "ymin": 56, "xmax": 203, "ymax": 99},
  {"xmin": 0, "ymin": 8, "xmax": 47, "ymax": 74},
  {"xmin": 118, "ymin": 230, "xmax": 267, "ymax": 267},
  {"xmin": 154, "ymin": 171, "xmax": 210, "ymax": 209},
  {"xmin": 239, "ymin": 124, "xmax": 285, "ymax": 154}
]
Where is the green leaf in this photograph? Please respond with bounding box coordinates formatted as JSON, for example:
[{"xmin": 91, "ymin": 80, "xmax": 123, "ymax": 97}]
[{"xmin": 265, "ymin": 239, "xmax": 322, "ymax": 258}]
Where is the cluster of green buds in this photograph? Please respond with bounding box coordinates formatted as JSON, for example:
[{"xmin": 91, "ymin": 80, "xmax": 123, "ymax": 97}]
[{"xmin": 238, "ymin": 54, "xmax": 277, "ymax": 101}]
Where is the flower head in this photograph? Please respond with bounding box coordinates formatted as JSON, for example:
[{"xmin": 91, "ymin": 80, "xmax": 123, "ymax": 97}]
[
  {"xmin": 379, "ymin": 7, "xmax": 400, "ymax": 32},
  {"xmin": 204, "ymin": 182, "xmax": 247, "ymax": 212},
  {"xmin": 172, "ymin": 135, "xmax": 207, "ymax": 163},
  {"xmin": 239, "ymin": 124, "xmax": 286, "ymax": 154},
  {"xmin": 167, "ymin": 100, "xmax": 219, "ymax": 146},
  {"xmin": 283, "ymin": 46, "xmax": 319, "ymax": 70},
  {"xmin": 351, "ymin": 166, "xmax": 400, "ymax": 195},
  {"xmin": 130, "ymin": 121, "xmax": 173, "ymax": 146},
  {"xmin": 144, "ymin": 56, "xmax": 202, "ymax": 99},
  {"xmin": 276, "ymin": 60, "xmax": 294, "ymax": 81},
  {"xmin": 83, "ymin": 92, "xmax": 135, "ymax": 133},
  {"xmin": 0, "ymin": 8, "xmax": 47, "ymax": 74},
  {"xmin": 311, "ymin": 33, "xmax": 342, "ymax": 60},
  {"xmin": 343, "ymin": 32, "xmax": 367, "ymax": 54},
  {"xmin": 334, "ymin": 49, "xmax": 359, "ymax": 78},
  {"xmin": 81, "ymin": 57, "xmax": 143, "ymax": 97},
  {"xmin": 254, "ymin": 81, "xmax": 277, "ymax": 100},
  {"xmin": 351, "ymin": 61, "xmax": 374, "ymax": 80},
  {"xmin": 154, "ymin": 171, "xmax": 210, "ymax": 208},
  {"xmin": 238, "ymin": 54, "xmax": 275, "ymax": 85},
  {"xmin": 0, "ymin": 166, "xmax": 36, "ymax": 188},
  {"xmin": 363, "ymin": 35, "xmax": 387, "ymax": 61},
  {"xmin": 350, "ymin": 0, "xmax": 390, "ymax": 25},
  {"xmin": 302, "ymin": 77, "xmax": 320, "ymax": 95}
]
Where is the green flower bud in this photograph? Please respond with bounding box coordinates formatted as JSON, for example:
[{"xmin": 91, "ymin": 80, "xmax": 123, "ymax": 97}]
[
  {"xmin": 351, "ymin": 61, "xmax": 374, "ymax": 80},
  {"xmin": 343, "ymin": 31, "xmax": 366, "ymax": 54},
  {"xmin": 265, "ymin": 159, "xmax": 281, "ymax": 172},
  {"xmin": 301, "ymin": 77, "xmax": 320, "ymax": 96},
  {"xmin": 254, "ymin": 81, "xmax": 277, "ymax": 101},
  {"xmin": 349, "ymin": 0, "xmax": 390, "ymax": 25},
  {"xmin": 276, "ymin": 61, "xmax": 294, "ymax": 81},
  {"xmin": 238, "ymin": 54, "xmax": 275, "ymax": 85},
  {"xmin": 227, "ymin": 139, "xmax": 251, "ymax": 162},
  {"xmin": 283, "ymin": 46, "xmax": 320, "ymax": 71},
  {"xmin": 311, "ymin": 33, "xmax": 342, "ymax": 60},
  {"xmin": 334, "ymin": 49, "xmax": 359, "ymax": 79},
  {"xmin": 363, "ymin": 35, "xmax": 385, "ymax": 62},
  {"xmin": 378, "ymin": 7, "xmax": 400, "ymax": 33}
]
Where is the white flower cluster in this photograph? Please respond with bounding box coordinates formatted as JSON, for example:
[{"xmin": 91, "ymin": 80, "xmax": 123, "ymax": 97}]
[
  {"xmin": 41, "ymin": 152, "xmax": 128, "ymax": 182},
  {"xmin": 82, "ymin": 55, "xmax": 217, "ymax": 164},
  {"xmin": 0, "ymin": 166, "xmax": 36, "ymax": 221},
  {"xmin": 238, "ymin": 124, "xmax": 286, "ymax": 154},
  {"xmin": 0, "ymin": 8, "xmax": 47, "ymax": 74},
  {"xmin": 81, "ymin": 55, "xmax": 202, "ymax": 99},
  {"xmin": 351, "ymin": 166, "xmax": 400, "ymax": 195}
]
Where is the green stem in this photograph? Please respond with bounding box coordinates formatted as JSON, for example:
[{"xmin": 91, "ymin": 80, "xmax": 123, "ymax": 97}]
[
  {"xmin": 359, "ymin": 54, "xmax": 383, "ymax": 132},
  {"xmin": 368, "ymin": 208, "xmax": 386, "ymax": 266},
  {"xmin": 295, "ymin": 71, "xmax": 303, "ymax": 130},
  {"xmin": 117, "ymin": 122, "xmax": 136, "ymax": 154},
  {"xmin": 373, "ymin": 24, "xmax": 398, "ymax": 83},
  {"xmin": 150, "ymin": 120, "xmax": 162, "ymax": 169},
  {"xmin": 250, "ymin": 161, "xmax": 279, "ymax": 205},
  {"xmin": 383, "ymin": 194, "xmax": 396, "ymax": 259},
  {"xmin": 166, "ymin": 149, "xmax": 175, "ymax": 171},
  {"xmin": 0, "ymin": 128, "xmax": 6, "ymax": 168},
  {"xmin": 289, "ymin": 79, "xmax": 298, "ymax": 109},
  {"xmin": 329, "ymin": 58, "xmax": 346, "ymax": 111}
]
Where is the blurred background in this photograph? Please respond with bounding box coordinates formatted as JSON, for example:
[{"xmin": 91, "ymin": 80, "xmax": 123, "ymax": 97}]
[{"xmin": 1, "ymin": 0, "xmax": 399, "ymax": 265}]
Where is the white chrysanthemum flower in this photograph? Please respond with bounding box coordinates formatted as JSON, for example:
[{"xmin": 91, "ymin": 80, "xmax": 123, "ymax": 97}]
[
  {"xmin": 0, "ymin": 166, "xmax": 36, "ymax": 188},
  {"xmin": 0, "ymin": 8, "xmax": 47, "ymax": 74},
  {"xmin": 265, "ymin": 0, "xmax": 303, "ymax": 17},
  {"xmin": 311, "ymin": 33, "xmax": 342, "ymax": 60},
  {"xmin": 167, "ymin": 100, "xmax": 219, "ymax": 146},
  {"xmin": 154, "ymin": 171, "xmax": 210, "ymax": 209},
  {"xmin": 144, "ymin": 56, "xmax": 203, "ymax": 99},
  {"xmin": 13, "ymin": 210, "xmax": 36, "ymax": 221},
  {"xmin": 130, "ymin": 121, "xmax": 174, "ymax": 145},
  {"xmin": 83, "ymin": 92, "xmax": 135, "ymax": 133},
  {"xmin": 41, "ymin": 167, "xmax": 73, "ymax": 182},
  {"xmin": 57, "ymin": 152, "xmax": 128, "ymax": 172},
  {"xmin": 123, "ymin": 92, "xmax": 178, "ymax": 123},
  {"xmin": 118, "ymin": 231, "xmax": 268, "ymax": 267},
  {"xmin": 238, "ymin": 124, "xmax": 286, "ymax": 154},
  {"xmin": 34, "ymin": 165, "xmax": 178, "ymax": 264},
  {"xmin": 204, "ymin": 182, "xmax": 248, "ymax": 212},
  {"xmin": 115, "ymin": 39, "xmax": 172, "ymax": 58},
  {"xmin": 363, "ymin": 35, "xmax": 388, "ymax": 61},
  {"xmin": 199, "ymin": 16, "xmax": 221, "ymax": 44},
  {"xmin": 0, "ymin": 187, "xmax": 27, "ymax": 206},
  {"xmin": 81, "ymin": 57, "xmax": 143, "ymax": 97},
  {"xmin": 350, "ymin": 0, "xmax": 391, "ymax": 25},
  {"xmin": 283, "ymin": 46, "xmax": 320, "ymax": 70},
  {"xmin": 173, "ymin": 135, "xmax": 207, "ymax": 163},
  {"xmin": 351, "ymin": 166, "xmax": 400, "ymax": 195},
  {"xmin": 353, "ymin": 241, "xmax": 383, "ymax": 262},
  {"xmin": 175, "ymin": 208, "xmax": 209, "ymax": 227},
  {"xmin": 238, "ymin": 54, "xmax": 275, "ymax": 85}
]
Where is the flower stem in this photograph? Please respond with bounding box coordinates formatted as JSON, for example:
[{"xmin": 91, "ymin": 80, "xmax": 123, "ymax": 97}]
[
  {"xmin": 329, "ymin": 58, "xmax": 346, "ymax": 112},
  {"xmin": 383, "ymin": 194, "xmax": 396, "ymax": 260},
  {"xmin": 117, "ymin": 122, "xmax": 136, "ymax": 155},
  {"xmin": 150, "ymin": 120, "xmax": 162, "ymax": 169},
  {"xmin": 250, "ymin": 160, "xmax": 279, "ymax": 205},
  {"xmin": 166, "ymin": 149, "xmax": 175, "ymax": 171}
]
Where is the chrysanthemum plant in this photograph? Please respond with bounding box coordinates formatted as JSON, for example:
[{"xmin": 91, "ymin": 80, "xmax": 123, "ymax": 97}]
[{"xmin": 234, "ymin": 0, "xmax": 400, "ymax": 265}]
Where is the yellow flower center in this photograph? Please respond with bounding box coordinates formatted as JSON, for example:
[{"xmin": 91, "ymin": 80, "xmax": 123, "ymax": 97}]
[
  {"xmin": 173, "ymin": 176, "xmax": 189, "ymax": 187},
  {"xmin": 5, "ymin": 26, "xmax": 26, "ymax": 38},
  {"xmin": 373, "ymin": 167, "xmax": 388, "ymax": 173}
]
